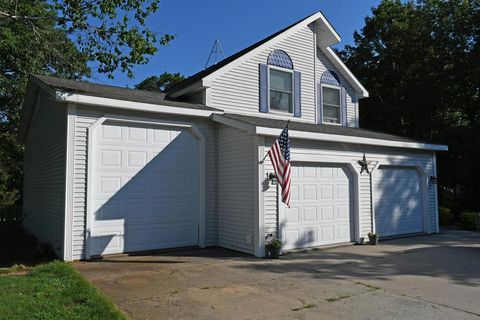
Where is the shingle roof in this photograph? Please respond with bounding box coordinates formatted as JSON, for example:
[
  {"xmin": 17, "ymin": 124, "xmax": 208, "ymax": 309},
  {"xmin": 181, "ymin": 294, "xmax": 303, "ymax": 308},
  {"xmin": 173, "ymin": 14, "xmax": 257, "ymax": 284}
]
[
  {"xmin": 165, "ymin": 12, "xmax": 320, "ymax": 95},
  {"xmin": 220, "ymin": 113, "xmax": 439, "ymax": 145},
  {"xmin": 32, "ymin": 74, "xmax": 220, "ymax": 111}
]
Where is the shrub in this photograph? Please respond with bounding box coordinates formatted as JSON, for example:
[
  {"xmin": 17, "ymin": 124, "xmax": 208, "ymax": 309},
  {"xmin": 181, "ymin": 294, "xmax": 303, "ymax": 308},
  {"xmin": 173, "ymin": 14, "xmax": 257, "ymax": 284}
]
[
  {"xmin": 459, "ymin": 211, "xmax": 479, "ymax": 231},
  {"xmin": 266, "ymin": 238, "xmax": 282, "ymax": 249},
  {"xmin": 439, "ymin": 207, "xmax": 454, "ymax": 226}
]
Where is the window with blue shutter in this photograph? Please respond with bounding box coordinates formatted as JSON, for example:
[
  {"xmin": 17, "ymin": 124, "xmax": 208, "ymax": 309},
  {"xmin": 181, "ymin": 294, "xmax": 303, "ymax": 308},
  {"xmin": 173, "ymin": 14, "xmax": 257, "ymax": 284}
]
[
  {"xmin": 258, "ymin": 49, "xmax": 301, "ymax": 117},
  {"xmin": 319, "ymin": 70, "xmax": 347, "ymax": 126}
]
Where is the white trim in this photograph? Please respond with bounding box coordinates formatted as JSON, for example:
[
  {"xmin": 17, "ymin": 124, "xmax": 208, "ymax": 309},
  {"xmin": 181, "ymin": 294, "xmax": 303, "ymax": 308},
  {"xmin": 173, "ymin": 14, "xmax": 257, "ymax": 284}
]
[
  {"xmin": 432, "ymin": 152, "xmax": 440, "ymax": 233},
  {"xmin": 320, "ymin": 84, "xmax": 342, "ymax": 125},
  {"xmin": 268, "ymin": 65, "xmax": 294, "ymax": 114},
  {"xmin": 254, "ymin": 136, "xmax": 266, "ymax": 257},
  {"xmin": 63, "ymin": 104, "xmax": 76, "ymax": 261},
  {"xmin": 316, "ymin": 13, "xmax": 341, "ymax": 45},
  {"xmin": 212, "ymin": 114, "xmax": 448, "ymax": 151},
  {"xmin": 369, "ymin": 161, "xmax": 382, "ymax": 234},
  {"xmin": 204, "ymin": 87, "xmax": 212, "ymax": 106},
  {"xmin": 255, "ymin": 127, "xmax": 448, "ymax": 151},
  {"xmin": 322, "ymin": 47, "xmax": 369, "ymax": 98},
  {"xmin": 84, "ymin": 115, "xmax": 206, "ymax": 259},
  {"xmin": 211, "ymin": 114, "xmax": 257, "ymax": 134},
  {"xmin": 55, "ymin": 92, "xmax": 221, "ymax": 118}
]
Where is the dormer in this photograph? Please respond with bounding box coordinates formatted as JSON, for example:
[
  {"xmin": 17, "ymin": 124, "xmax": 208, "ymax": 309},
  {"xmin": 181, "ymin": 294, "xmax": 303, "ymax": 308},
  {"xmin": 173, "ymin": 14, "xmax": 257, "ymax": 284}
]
[{"xmin": 166, "ymin": 12, "xmax": 368, "ymax": 128}]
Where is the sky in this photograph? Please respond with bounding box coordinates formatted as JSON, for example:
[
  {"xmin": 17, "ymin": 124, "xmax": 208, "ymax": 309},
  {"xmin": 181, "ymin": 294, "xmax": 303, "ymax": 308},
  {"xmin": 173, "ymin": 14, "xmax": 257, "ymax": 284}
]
[{"xmin": 92, "ymin": 0, "xmax": 382, "ymax": 87}]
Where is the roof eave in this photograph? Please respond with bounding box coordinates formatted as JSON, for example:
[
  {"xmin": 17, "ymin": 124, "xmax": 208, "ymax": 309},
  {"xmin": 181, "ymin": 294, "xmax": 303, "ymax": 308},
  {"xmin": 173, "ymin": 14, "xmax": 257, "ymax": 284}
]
[
  {"xmin": 322, "ymin": 47, "xmax": 369, "ymax": 98},
  {"xmin": 55, "ymin": 91, "xmax": 223, "ymax": 117},
  {"xmin": 211, "ymin": 114, "xmax": 448, "ymax": 152}
]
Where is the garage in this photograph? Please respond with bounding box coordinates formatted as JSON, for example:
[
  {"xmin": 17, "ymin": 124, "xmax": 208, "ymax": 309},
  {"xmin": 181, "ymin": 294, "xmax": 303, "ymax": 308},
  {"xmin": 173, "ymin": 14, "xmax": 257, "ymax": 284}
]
[
  {"xmin": 281, "ymin": 163, "xmax": 353, "ymax": 250},
  {"xmin": 88, "ymin": 122, "xmax": 199, "ymax": 256},
  {"xmin": 373, "ymin": 166, "xmax": 423, "ymax": 237}
]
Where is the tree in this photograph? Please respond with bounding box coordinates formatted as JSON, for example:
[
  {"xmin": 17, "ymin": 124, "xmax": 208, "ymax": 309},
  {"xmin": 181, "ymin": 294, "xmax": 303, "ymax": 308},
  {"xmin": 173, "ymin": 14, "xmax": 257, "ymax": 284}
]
[
  {"xmin": 0, "ymin": 0, "xmax": 173, "ymax": 206},
  {"xmin": 340, "ymin": 0, "xmax": 480, "ymax": 211},
  {"xmin": 135, "ymin": 72, "xmax": 185, "ymax": 92},
  {"xmin": 0, "ymin": 0, "xmax": 173, "ymax": 78}
]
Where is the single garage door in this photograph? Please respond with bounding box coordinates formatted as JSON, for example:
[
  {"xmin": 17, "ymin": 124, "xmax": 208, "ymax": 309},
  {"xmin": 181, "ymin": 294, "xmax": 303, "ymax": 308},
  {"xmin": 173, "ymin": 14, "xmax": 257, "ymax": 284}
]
[
  {"xmin": 374, "ymin": 166, "xmax": 423, "ymax": 237},
  {"xmin": 89, "ymin": 122, "xmax": 199, "ymax": 256},
  {"xmin": 282, "ymin": 163, "xmax": 353, "ymax": 250}
]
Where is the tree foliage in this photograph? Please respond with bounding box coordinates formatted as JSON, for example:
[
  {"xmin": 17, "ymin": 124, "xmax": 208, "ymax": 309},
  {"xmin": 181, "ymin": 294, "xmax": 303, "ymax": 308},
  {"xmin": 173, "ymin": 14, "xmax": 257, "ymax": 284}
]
[
  {"xmin": 135, "ymin": 72, "xmax": 185, "ymax": 92},
  {"xmin": 341, "ymin": 0, "xmax": 480, "ymax": 211},
  {"xmin": 0, "ymin": 0, "xmax": 172, "ymax": 206},
  {"xmin": 0, "ymin": 0, "xmax": 173, "ymax": 78}
]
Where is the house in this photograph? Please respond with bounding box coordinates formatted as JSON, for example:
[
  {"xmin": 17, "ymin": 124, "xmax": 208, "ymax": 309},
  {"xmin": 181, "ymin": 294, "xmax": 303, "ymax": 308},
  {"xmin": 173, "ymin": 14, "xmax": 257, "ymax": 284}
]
[{"xmin": 19, "ymin": 12, "xmax": 447, "ymax": 261}]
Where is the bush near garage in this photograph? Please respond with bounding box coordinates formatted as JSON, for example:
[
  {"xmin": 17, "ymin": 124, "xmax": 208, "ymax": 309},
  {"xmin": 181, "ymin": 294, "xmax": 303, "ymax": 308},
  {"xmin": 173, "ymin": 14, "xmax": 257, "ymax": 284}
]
[
  {"xmin": 439, "ymin": 207, "xmax": 454, "ymax": 227},
  {"xmin": 459, "ymin": 211, "xmax": 480, "ymax": 231}
]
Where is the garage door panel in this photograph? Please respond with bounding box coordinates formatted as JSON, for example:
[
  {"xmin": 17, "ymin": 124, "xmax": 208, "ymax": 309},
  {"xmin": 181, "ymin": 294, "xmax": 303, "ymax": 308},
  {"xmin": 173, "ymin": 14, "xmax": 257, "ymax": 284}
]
[
  {"xmin": 303, "ymin": 185, "xmax": 317, "ymax": 200},
  {"xmin": 283, "ymin": 163, "xmax": 353, "ymax": 250},
  {"xmin": 90, "ymin": 123, "xmax": 199, "ymax": 256},
  {"xmin": 303, "ymin": 206, "xmax": 317, "ymax": 222},
  {"xmin": 320, "ymin": 185, "xmax": 333, "ymax": 200},
  {"xmin": 374, "ymin": 167, "xmax": 423, "ymax": 237},
  {"xmin": 321, "ymin": 205, "xmax": 334, "ymax": 220}
]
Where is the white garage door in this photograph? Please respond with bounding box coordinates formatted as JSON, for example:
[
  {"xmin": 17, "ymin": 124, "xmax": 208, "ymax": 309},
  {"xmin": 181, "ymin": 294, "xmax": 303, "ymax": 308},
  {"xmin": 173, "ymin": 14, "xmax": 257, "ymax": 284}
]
[
  {"xmin": 282, "ymin": 163, "xmax": 353, "ymax": 250},
  {"xmin": 374, "ymin": 166, "xmax": 423, "ymax": 237},
  {"xmin": 89, "ymin": 122, "xmax": 199, "ymax": 256}
]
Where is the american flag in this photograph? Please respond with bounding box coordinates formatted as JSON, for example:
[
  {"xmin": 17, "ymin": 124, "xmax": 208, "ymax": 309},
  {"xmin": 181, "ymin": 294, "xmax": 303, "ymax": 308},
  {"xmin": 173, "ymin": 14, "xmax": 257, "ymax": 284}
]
[{"xmin": 268, "ymin": 124, "xmax": 292, "ymax": 207}]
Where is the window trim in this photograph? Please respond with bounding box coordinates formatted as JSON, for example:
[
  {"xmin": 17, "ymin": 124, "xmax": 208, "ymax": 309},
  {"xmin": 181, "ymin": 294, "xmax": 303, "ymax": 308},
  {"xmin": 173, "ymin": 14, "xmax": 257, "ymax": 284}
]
[
  {"xmin": 268, "ymin": 65, "xmax": 294, "ymax": 114},
  {"xmin": 321, "ymin": 83, "xmax": 342, "ymax": 126}
]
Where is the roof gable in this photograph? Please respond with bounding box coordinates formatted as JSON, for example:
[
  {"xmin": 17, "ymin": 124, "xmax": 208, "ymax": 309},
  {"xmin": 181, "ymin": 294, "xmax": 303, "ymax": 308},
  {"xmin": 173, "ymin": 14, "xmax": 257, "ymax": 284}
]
[{"xmin": 166, "ymin": 12, "xmax": 368, "ymax": 98}]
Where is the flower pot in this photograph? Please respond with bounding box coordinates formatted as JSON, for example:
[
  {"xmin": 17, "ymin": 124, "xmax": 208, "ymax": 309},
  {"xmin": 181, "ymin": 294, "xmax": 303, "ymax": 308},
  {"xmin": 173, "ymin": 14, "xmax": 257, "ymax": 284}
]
[
  {"xmin": 368, "ymin": 235, "xmax": 379, "ymax": 245},
  {"xmin": 266, "ymin": 246, "xmax": 281, "ymax": 259}
]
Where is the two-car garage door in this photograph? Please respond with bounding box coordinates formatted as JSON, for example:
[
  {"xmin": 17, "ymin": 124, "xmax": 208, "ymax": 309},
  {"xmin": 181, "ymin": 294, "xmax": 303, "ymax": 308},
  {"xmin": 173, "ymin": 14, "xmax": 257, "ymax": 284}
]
[{"xmin": 89, "ymin": 122, "xmax": 199, "ymax": 257}]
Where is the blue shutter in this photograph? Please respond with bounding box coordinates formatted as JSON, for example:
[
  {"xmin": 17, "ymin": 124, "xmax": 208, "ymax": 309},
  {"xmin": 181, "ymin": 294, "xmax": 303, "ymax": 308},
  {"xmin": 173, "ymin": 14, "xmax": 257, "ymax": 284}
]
[
  {"xmin": 318, "ymin": 84, "xmax": 323, "ymax": 124},
  {"xmin": 293, "ymin": 70, "xmax": 301, "ymax": 117},
  {"xmin": 341, "ymin": 87, "xmax": 347, "ymax": 126},
  {"xmin": 259, "ymin": 64, "xmax": 269, "ymax": 113}
]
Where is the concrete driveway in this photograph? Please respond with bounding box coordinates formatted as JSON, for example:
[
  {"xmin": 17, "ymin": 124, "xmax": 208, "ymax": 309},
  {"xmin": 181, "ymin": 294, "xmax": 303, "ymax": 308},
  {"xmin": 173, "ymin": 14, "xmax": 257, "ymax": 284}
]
[{"xmin": 75, "ymin": 230, "xmax": 480, "ymax": 320}]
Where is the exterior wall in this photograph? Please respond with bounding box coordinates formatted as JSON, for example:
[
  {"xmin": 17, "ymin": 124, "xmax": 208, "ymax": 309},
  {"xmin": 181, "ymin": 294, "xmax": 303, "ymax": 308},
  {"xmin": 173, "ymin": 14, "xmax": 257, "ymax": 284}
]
[
  {"xmin": 70, "ymin": 106, "xmax": 218, "ymax": 260},
  {"xmin": 23, "ymin": 92, "xmax": 67, "ymax": 257},
  {"xmin": 208, "ymin": 24, "xmax": 360, "ymax": 127},
  {"xmin": 210, "ymin": 25, "xmax": 317, "ymax": 123},
  {"xmin": 217, "ymin": 125, "xmax": 255, "ymax": 254},
  {"xmin": 262, "ymin": 138, "xmax": 438, "ymax": 242},
  {"xmin": 316, "ymin": 49, "xmax": 358, "ymax": 127}
]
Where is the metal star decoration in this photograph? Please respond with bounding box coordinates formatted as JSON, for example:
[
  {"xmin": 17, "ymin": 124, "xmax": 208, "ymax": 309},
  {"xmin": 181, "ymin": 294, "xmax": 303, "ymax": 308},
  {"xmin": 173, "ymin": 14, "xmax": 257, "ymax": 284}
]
[{"xmin": 358, "ymin": 153, "xmax": 372, "ymax": 174}]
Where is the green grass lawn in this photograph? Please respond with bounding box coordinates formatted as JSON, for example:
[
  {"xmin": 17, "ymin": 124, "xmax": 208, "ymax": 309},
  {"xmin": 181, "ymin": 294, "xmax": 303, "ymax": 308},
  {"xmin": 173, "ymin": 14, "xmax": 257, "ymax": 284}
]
[{"xmin": 0, "ymin": 261, "xmax": 127, "ymax": 320}]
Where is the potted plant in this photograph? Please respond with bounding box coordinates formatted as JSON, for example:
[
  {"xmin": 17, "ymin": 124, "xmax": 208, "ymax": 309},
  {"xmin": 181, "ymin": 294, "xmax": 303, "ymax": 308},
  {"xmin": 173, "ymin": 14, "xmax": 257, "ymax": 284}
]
[
  {"xmin": 265, "ymin": 238, "xmax": 282, "ymax": 259},
  {"xmin": 368, "ymin": 232, "xmax": 379, "ymax": 245}
]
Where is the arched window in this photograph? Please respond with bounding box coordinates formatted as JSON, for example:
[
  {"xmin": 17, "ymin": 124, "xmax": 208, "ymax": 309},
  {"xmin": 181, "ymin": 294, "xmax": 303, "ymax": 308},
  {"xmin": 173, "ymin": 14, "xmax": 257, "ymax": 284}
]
[
  {"xmin": 259, "ymin": 50, "xmax": 301, "ymax": 117},
  {"xmin": 267, "ymin": 49, "xmax": 294, "ymax": 69},
  {"xmin": 319, "ymin": 70, "xmax": 346, "ymax": 125}
]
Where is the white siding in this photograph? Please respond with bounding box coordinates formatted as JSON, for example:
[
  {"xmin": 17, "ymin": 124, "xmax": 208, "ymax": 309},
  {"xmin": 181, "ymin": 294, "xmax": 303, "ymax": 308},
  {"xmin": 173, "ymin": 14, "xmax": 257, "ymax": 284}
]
[
  {"xmin": 207, "ymin": 24, "xmax": 360, "ymax": 127},
  {"xmin": 71, "ymin": 107, "xmax": 218, "ymax": 260},
  {"xmin": 23, "ymin": 92, "xmax": 67, "ymax": 257},
  {"xmin": 316, "ymin": 48, "xmax": 358, "ymax": 127},
  {"xmin": 264, "ymin": 157, "xmax": 278, "ymax": 237},
  {"xmin": 210, "ymin": 25, "xmax": 317, "ymax": 123},
  {"xmin": 218, "ymin": 125, "xmax": 255, "ymax": 254},
  {"xmin": 262, "ymin": 138, "xmax": 438, "ymax": 241}
]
